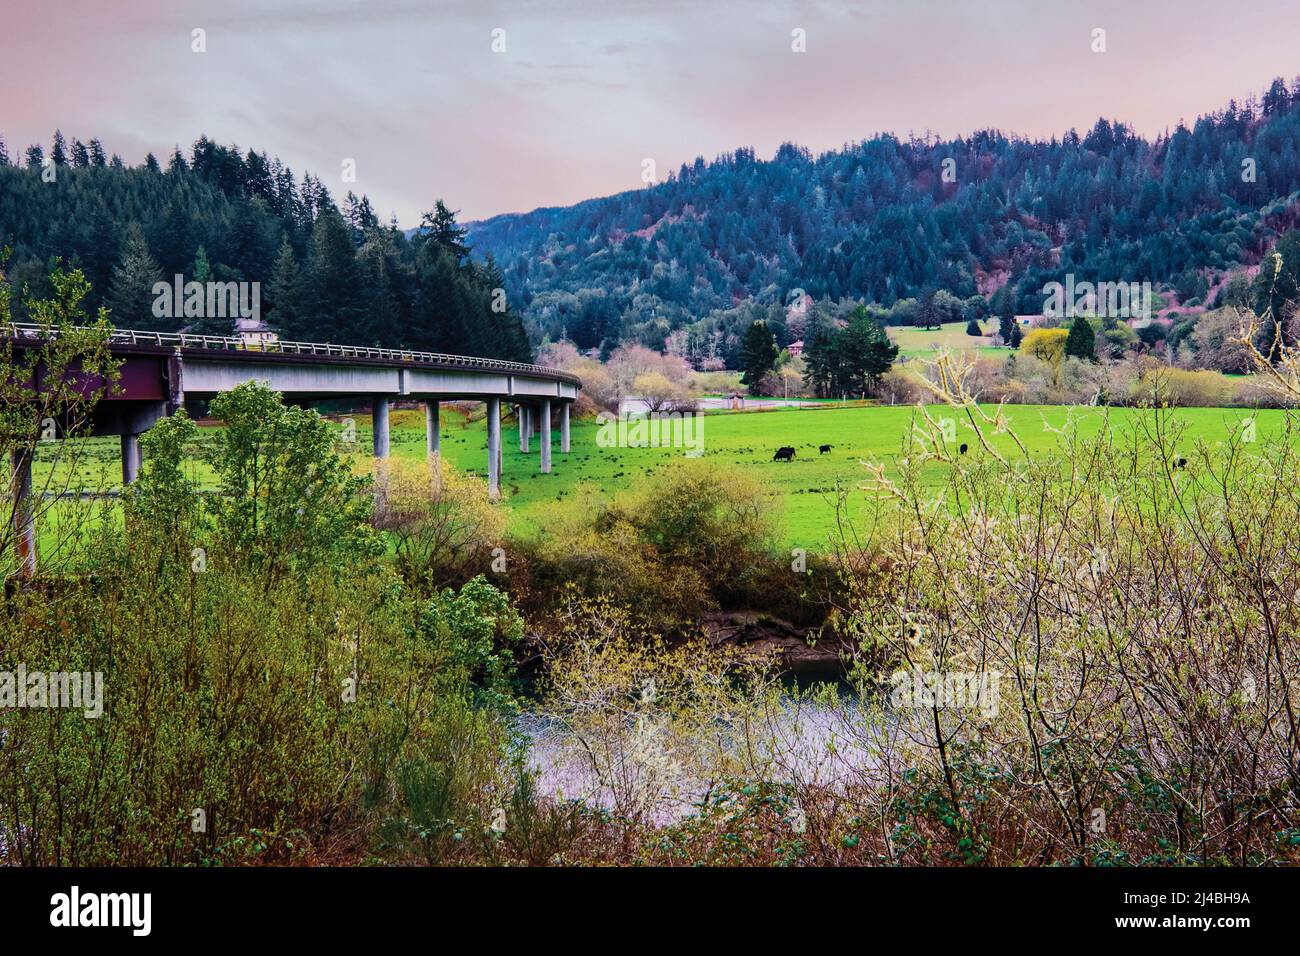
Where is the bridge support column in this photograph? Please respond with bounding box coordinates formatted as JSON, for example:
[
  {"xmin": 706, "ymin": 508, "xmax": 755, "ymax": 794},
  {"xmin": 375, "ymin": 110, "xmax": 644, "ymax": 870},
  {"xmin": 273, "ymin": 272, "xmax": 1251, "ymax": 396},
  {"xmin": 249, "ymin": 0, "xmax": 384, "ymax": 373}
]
[
  {"xmin": 519, "ymin": 404, "xmax": 530, "ymax": 453},
  {"xmin": 540, "ymin": 400, "xmax": 552, "ymax": 473},
  {"xmin": 10, "ymin": 450, "xmax": 35, "ymax": 577},
  {"xmin": 121, "ymin": 433, "xmax": 142, "ymax": 484},
  {"xmin": 372, "ymin": 397, "xmax": 390, "ymax": 458},
  {"xmin": 167, "ymin": 347, "xmax": 185, "ymax": 413},
  {"xmin": 426, "ymin": 401, "xmax": 440, "ymax": 459},
  {"xmin": 487, "ymin": 398, "xmax": 501, "ymax": 499},
  {"xmin": 561, "ymin": 402, "xmax": 570, "ymax": 454}
]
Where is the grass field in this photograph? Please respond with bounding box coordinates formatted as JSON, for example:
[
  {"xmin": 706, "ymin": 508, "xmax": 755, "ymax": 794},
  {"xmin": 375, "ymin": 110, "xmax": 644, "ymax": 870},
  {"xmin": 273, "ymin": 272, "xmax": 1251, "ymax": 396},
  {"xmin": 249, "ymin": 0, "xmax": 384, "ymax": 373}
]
[
  {"xmin": 32, "ymin": 402, "xmax": 1284, "ymax": 554},
  {"xmin": 886, "ymin": 320, "xmax": 1004, "ymax": 360},
  {"xmin": 365, "ymin": 402, "xmax": 1281, "ymax": 551}
]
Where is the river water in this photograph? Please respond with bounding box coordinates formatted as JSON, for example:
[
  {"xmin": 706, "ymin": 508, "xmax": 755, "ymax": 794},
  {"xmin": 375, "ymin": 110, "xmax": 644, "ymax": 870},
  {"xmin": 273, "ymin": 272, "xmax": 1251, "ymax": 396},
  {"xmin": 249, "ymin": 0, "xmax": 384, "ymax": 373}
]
[{"xmin": 517, "ymin": 694, "xmax": 889, "ymax": 824}]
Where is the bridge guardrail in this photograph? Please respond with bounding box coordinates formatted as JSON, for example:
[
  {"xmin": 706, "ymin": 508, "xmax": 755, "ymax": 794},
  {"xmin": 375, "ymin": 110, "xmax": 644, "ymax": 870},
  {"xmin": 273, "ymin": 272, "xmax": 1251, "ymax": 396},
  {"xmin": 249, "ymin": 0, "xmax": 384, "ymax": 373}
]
[{"xmin": 3, "ymin": 322, "xmax": 582, "ymax": 387}]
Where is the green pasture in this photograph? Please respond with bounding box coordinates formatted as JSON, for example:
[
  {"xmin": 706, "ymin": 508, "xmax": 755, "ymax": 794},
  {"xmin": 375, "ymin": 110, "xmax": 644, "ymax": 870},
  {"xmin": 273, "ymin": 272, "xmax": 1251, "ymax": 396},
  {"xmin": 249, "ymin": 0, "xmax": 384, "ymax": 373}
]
[
  {"xmin": 886, "ymin": 320, "xmax": 1004, "ymax": 360},
  {"xmin": 31, "ymin": 402, "xmax": 1286, "ymax": 555},
  {"xmin": 418, "ymin": 403, "xmax": 1277, "ymax": 551}
]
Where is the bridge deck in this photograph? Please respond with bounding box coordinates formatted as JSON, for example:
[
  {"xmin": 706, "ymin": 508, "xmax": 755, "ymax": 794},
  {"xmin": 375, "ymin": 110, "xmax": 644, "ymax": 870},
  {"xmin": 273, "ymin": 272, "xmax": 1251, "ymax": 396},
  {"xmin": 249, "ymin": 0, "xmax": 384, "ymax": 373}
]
[
  {"xmin": 4, "ymin": 322, "xmax": 582, "ymax": 388},
  {"xmin": 5, "ymin": 324, "xmax": 579, "ymax": 571}
]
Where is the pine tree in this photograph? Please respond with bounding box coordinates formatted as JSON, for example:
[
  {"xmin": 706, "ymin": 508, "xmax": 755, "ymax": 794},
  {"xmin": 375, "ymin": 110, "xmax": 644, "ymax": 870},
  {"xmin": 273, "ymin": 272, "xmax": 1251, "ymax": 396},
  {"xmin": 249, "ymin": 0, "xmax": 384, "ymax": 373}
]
[
  {"xmin": 477, "ymin": 252, "xmax": 530, "ymax": 361},
  {"xmin": 837, "ymin": 306, "xmax": 899, "ymax": 396},
  {"xmin": 185, "ymin": 247, "xmax": 231, "ymax": 336},
  {"xmin": 411, "ymin": 244, "xmax": 467, "ymax": 353},
  {"xmin": 300, "ymin": 208, "xmax": 363, "ymax": 343},
  {"xmin": 739, "ymin": 320, "xmax": 779, "ymax": 393},
  {"xmin": 917, "ymin": 287, "xmax": 941, "ymax": 330},
  {"xmin": 343, "ymin": 191, "xmax": 378, "ymax": 241},
  {"xmin": 801, "ymin": 326, "xmax": 838, "ymax": 397},
  {"xmin": 996, "ymin": 285, "xmax": 1018, "ymax": 345},
  {"xmin": 71, "ymin": 139, "xmax": 89, "ymax": 167},
  {"xmin": 267, "ymin": 238, "xmax": 301, "ymax": 337},
  {"xmin": 1064, "ymin": 315, "xmax": 1096, "ymax": 361},
  {"xmin": 107, "ymin": 225, "xmax": 167, "ymax": 330},
  {"xmin": 50, "ymin": 130, "xmax": 67, "ymax": 167},
  {"xmin": 354, "ymin": 230, "xmax": 405, "ymax": 346},
  {"xmin": 419, "ymin": 200, "xmax": 470, "ymax": 264},
  {"xmin": 193, "ymin": 245, "xmax": 212, "ymax": 284}
]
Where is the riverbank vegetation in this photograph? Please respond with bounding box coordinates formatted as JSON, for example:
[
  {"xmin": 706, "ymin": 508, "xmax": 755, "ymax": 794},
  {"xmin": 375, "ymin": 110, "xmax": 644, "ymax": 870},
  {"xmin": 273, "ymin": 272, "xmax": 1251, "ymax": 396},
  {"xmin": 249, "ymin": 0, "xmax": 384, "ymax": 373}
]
[
  {"xmin": 7, "ymin": 372, "xmax": 1300, "ymax": 865},
  {"xmin": 4, "ymin": 266, "xmax": 1300, "ymax": 867}
]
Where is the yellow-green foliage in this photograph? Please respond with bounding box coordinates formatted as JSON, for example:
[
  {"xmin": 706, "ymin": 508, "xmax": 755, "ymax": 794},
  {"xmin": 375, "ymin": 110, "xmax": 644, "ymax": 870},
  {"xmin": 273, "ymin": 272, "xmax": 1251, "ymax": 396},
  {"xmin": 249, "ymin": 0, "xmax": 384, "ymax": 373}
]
[
  {"xmin": 1019, "ymin": 327, "xmax": 1070, "ymax": 365},
  {"xmin": 616, "ymin": 458, "xmax": 774, "ymax": 582},
  {"xmin": 842, "ymin": 406, "xmax": 1300, "ymax": 864},
  {"xmin": 370, "ymin": 456, "xmax": 507, "ymax": 589},
  {"xmin": 1128, "ymin": 364, "xmax": 1237, "ymax": 407},
  {"xmin": 540, "ymin": 597, "xmax": 780, "ymax": 831},
  {"xmin": 520, "ymin": 459, "xmax": 777, "ymax": 632},
  {"xmin": 0, "ymin": 538, "xmax": 491, "ymax": 865}
]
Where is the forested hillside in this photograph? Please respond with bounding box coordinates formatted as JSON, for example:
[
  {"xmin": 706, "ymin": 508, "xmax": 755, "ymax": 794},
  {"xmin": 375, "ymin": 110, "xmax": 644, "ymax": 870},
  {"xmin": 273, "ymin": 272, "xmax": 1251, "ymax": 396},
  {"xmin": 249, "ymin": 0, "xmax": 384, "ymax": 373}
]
[
  {"xmin": 0, "ymin": 135, "xmax": 531, "ymax": 361},
  {"xmin": 8, "ymin": 78, "xmax": 1300, "ymax": 367},
  {"xmin": 469, "ymin": 77, "xmax": 1300, "ymax": 358}
]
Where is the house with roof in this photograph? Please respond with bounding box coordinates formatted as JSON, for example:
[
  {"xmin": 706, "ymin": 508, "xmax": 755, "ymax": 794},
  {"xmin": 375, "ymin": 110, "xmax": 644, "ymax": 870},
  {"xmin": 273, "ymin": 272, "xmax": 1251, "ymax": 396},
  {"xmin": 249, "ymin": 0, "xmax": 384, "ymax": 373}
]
[{"xmin": 235, "ymin": 314, "xmax": 278, "ymax": 348}]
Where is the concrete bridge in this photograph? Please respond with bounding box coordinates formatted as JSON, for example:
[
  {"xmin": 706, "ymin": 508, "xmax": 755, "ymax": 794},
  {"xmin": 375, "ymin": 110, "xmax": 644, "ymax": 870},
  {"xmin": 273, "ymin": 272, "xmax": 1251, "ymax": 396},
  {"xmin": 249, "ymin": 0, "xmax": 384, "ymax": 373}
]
[{"xmin": 7, "ymin": 323, "xmax": 582, "ymax": 573}]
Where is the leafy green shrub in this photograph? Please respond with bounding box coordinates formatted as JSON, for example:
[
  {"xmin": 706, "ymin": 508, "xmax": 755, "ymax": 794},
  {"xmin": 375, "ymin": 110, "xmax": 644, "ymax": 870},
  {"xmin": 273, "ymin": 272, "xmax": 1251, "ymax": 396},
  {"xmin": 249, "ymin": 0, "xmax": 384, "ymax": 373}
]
[
  {"xmin": 514, "ymin": 461, "xmax": 784, "ymax": 635},
  {"xmin": 370, "ymin": 457, "xmax": 506, "ymax": 592},
  {"xmin": 0, "ymin": 382, "xmax": 516, "ymax": 866},
  {"xmin": 206, "ymin": 381, "xmax": 381, "ymax": 585},
  {"xmin": 421, "ymin": 575, "xmax": 524, "ymax": 707}
]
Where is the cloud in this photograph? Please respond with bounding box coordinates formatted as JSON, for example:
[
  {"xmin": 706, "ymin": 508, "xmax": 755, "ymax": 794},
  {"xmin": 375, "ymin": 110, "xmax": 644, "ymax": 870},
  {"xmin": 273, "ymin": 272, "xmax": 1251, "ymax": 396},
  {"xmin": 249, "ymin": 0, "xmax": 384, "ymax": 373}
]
[{"xmin": 2, "ymin": 0, "xmax": 1296, "ymax": 223}]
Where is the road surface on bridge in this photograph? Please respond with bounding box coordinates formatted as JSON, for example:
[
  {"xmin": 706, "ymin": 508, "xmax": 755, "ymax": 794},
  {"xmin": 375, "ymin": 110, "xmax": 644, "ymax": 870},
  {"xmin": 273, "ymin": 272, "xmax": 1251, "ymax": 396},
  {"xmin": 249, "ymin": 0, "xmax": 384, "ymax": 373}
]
[{"xmin": 5, "ymin": 323, "xmax": 582, "ymax": 574}]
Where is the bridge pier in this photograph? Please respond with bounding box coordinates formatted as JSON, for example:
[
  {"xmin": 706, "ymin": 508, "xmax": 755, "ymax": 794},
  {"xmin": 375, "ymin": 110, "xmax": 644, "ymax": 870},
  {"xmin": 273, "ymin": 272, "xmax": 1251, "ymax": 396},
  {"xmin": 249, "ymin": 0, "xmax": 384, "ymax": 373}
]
[
  {"xmin": 167, "ymin": 347, "xmax": 185, "ymax": 413},
  {"xmin": 540, "ymin": 400, "xmax": 552, "ymax": 473},
  {"xmin": 121, "ymin": 433, "xmax": 142, "ymax": 484},
  {"xmin": 10, "ymin": 450, "xmax": 36, "ymax": 577},
  {"xmin": 487, "ymin": 398, "xmax": 501, "ymax": 499},
  {"xmin": 372, "ymin": 397, "xmax": 390, "ymax": 457},
  {"xmin": 426, "ymin": 400, "xmax": 440, "ymax": 460},
  {"xmin": 92, "ymin": 401, "xmax": 166, "ymax": 491},
  {"xmin": 519, "ymin": 404, "xmax": 530, "ymax": 453},
  {"xmin": 6, "ymin": 326, "xmax": 583, "ymax": 531}
]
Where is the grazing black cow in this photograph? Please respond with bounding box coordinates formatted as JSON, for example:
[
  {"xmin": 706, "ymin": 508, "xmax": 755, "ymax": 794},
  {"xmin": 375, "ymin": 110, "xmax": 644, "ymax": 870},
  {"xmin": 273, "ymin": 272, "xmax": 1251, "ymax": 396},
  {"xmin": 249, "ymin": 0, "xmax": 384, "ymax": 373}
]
[
  {"xmin": 959, "ymin": 443, "xmax": 968, "ymax": 455},
  {"xmin": 819, "ymin": 444, "xmax": 833, "ymax": 454},
  {"xmin": 773, "ymin": 446, "xmax": 796, "ymax": 461}
]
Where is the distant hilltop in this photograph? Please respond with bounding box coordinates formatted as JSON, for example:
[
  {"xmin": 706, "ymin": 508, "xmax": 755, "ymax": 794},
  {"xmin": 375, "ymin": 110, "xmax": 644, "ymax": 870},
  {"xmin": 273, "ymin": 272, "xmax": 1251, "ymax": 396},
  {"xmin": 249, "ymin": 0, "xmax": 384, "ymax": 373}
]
[{"xmin": 467, "ymin": 77, "xmax": 1300, "ymax": 355}]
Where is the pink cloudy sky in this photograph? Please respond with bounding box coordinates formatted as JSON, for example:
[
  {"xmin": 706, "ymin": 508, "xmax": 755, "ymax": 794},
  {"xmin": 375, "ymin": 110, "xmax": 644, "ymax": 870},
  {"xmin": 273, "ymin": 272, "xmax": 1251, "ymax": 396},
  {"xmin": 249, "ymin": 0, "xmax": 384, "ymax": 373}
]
[{"xmin": 3, "ymin": 0, "xmax": 1297, "ymax": 224}]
